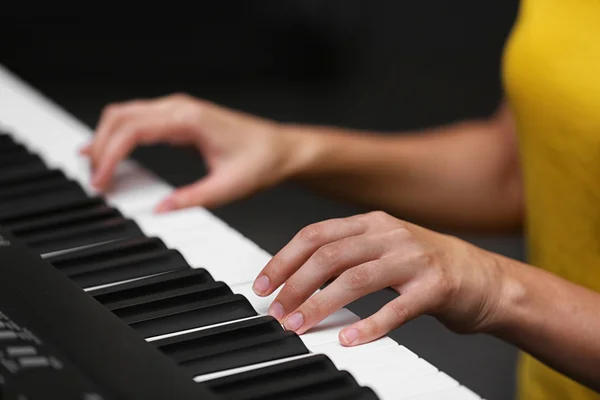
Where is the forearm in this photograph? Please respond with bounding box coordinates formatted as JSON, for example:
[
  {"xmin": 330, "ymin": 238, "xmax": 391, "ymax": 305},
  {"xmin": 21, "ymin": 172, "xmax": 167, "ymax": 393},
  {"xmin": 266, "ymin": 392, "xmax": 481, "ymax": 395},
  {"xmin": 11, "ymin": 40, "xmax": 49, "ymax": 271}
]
[
  {"xmin": 283, "ymin": 105, "xmax": 522, "ymax": 232},
  {"xmin": 490, "ymin": 255, "xmax": 600, "ymax": 392}
]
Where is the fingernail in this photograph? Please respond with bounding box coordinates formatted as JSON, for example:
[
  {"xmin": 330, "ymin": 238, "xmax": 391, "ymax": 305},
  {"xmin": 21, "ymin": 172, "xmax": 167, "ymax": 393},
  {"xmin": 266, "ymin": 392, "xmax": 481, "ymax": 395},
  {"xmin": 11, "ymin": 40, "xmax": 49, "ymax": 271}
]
[
  {"xmin": 268, "ymin": 302, "xmax": 284, "ymax": 320},
  {"xmin": 155, "ymin": 197, "xmax": 176, "ymax": 213},
  {"xmin": 252, "ymin": 275, "xmax": 270, "ymax": 295},
  {"xmin": 340, "ymin": 328, "xmax": 359, "ymax": 345},
  {"xmin": 285, "ymin": 312, "xmax": 304, "ymax": 331}
]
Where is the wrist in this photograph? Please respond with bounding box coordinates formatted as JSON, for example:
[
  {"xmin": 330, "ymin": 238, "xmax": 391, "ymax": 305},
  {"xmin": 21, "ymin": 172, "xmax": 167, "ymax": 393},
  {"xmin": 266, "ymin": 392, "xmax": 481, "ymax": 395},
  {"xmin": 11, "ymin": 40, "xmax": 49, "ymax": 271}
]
[
  {"xmin": 482, "ymin": 254, "xmax": 529, "ymax": 335},
  {"xmin": 279, "ymin": 123, "xmax": 396, "ymax": 180},
  {"xmin": 277, "ymin": 123, "xmax": 342, "ymax": 179}
]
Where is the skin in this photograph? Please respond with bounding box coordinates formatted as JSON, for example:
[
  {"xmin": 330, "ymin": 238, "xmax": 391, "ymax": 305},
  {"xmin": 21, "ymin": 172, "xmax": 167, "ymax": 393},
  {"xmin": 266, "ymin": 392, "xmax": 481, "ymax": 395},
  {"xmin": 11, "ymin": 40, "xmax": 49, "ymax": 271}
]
[{"xmin": 82, "ymin": 94, "xmax": 600, "ymax": 392}]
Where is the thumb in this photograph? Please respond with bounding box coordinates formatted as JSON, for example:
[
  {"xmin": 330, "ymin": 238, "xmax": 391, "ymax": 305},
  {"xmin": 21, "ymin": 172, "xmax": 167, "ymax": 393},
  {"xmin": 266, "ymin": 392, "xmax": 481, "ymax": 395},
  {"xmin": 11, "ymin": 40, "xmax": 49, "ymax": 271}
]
[{"xmin": 154, "ymin": 173, "xmax": 245, "ymax": 212}]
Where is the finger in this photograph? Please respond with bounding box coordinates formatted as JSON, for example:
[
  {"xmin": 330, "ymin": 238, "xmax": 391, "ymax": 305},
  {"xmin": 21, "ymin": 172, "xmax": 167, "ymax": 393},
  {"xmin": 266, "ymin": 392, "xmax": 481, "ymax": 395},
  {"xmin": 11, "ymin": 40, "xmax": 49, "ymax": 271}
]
[
  {"xmin": 91, "ymin": 116, "xmax": 192, "ymax": 190},
  {"xmin": 282, "ymin": 258, "xmax": 390, "ymax": 334},
  {"xmin": 79, "ymin": 144, "xmax": 91, "ymax": 155},
  {"xmin": 252, "ymin": 216, "xmax": 368, "ymax": 297},
  {"xmin": 154, "ymin": 170, "xmax": 248, "ymax": 212},
  {"xmin": 339, "ymin": 288, "xmax": 435, "ymax": 346},
  {"xmin": 89, "ymin": 101, "xmax": 149, "ymax": 168},
  {"xmin": 271, "ymin": 234, "xmax": 387, "ymax": 322}
]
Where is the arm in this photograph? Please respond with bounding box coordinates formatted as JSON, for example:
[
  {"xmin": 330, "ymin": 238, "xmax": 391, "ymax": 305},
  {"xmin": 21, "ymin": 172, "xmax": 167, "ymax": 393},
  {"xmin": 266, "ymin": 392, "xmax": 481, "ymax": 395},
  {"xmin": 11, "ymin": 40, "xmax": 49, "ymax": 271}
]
[
  {"xmin": 490, "ymin": 255, "xmax": 600, "ymax": 392},
  {"xmin": 84, "ymin": 95, "xmax": 522, "ymax": 233},
  {"xmin": 286, "ymin": 100, "xmax": 522, "ymax": 232}
]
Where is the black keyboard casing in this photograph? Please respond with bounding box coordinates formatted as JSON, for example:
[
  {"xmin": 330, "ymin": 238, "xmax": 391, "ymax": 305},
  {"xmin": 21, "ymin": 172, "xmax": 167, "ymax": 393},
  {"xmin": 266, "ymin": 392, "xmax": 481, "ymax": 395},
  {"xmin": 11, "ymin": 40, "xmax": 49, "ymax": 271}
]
[{"xmin": 0, "ymin": 226, "xmax": 217, "ymax": 400}]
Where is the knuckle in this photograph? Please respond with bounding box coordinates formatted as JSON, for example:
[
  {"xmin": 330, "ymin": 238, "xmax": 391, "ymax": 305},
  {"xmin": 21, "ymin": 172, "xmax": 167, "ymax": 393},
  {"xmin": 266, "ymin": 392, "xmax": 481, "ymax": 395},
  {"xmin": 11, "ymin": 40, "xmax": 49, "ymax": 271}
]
[
  {"xmin": 343, "ymin": 264, "xmax": 373, "ymax": 291},
  {"xmin": 431, "ymin": 267, "xmax": 455, "ymax": 298},
  {"xmin": 368, "ymin": 210, "xmax": 390, "ymax": 222},
  {"xmin": 282, "ymin": 279, "xmax": 303, "ymax": 299},
  {"xmin": 315, "ymin": 243, "xmax": 344, "ymax": 267},
  {"xmin": 169, "ymin": 92, "xmax": 192, "ymax": 102},
  {"xmin": 166, "ymin": 93, "xmax": 202, "ymax": 122},
  {"xmin": 173, "ymin": 187, "xmax": 198, "ymax": 206},
  {"xmin": 389, "ymin": 300, "xmax": 410, "ymax": 323},
  {"xmin": 298, "ymin": 224, "xmax": 325, "ymax": 245},
  {"xmin": 302, "ymin": 299, "xmax": 322, "ymax": 318},
  {"xmin": 407, "ymin": 244, "xmax": 435, "ymax": 267},
  {"xmin": 120, "ymin": 124, "xmax": 144, "ymax": 143},
  {"xmin": 266, "ymin": 256, "xmax": 286, "ymax": 275},
  {"xmin": 359, "ymin": 210, "xmax": 396, "ymax": 229},
  {"xmin": 390, "ymin": 226, "xmax": 411, "ymax": 241},
  {"xmin": 101, "ymin": 103, "xmax": 121, "ymax": 119}
]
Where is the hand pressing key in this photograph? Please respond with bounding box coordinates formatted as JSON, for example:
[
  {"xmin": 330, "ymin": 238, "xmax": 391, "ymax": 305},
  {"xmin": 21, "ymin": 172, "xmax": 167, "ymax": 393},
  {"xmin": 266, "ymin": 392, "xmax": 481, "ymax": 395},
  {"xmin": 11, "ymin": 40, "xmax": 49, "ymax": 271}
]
[
  {"xmin": 79, "ymin": 93, "xmax": 316, "ymax": 212},
  {"xmin": 252, "ymin": 210, "xmax": 505, "ymax": 346}
]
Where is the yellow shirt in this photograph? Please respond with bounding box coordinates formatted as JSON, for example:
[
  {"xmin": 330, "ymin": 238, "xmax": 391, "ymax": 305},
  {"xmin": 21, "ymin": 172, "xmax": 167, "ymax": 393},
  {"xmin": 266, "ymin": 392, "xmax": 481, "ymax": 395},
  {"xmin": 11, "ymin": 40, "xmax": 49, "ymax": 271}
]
[{"xmin": 502, "ymin": 0, "xmax": 600, "ymax": 399}]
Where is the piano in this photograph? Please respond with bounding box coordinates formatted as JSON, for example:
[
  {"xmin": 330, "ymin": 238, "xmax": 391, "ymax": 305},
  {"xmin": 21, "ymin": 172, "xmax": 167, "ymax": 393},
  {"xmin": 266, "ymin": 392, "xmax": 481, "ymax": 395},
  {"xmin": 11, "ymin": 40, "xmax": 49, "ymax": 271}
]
[{"xmin": 0, "ymin": 63, "xmax": 484, "ymax": 399}]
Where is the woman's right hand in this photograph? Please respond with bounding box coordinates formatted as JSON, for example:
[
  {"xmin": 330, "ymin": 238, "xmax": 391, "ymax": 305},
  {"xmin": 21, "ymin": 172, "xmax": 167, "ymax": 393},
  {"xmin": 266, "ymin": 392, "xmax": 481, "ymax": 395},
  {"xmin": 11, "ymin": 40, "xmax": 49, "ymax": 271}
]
[{"xmin": 81, "ymin": 93, "xmax": 315, "ymax": 212}]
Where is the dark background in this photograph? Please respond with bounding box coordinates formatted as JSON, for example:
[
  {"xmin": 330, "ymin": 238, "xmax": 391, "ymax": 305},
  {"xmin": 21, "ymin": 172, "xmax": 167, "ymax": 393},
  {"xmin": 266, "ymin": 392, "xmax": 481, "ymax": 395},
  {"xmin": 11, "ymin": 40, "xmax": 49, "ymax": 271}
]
[{"xmin": 1, "ymin": 3, "xmax": 524, "ymax": 399}]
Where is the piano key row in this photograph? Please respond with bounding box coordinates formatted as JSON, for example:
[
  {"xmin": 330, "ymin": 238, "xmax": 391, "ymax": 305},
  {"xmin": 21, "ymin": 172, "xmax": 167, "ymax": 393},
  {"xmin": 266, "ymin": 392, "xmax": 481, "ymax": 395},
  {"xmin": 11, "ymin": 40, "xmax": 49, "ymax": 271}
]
[{"xmin": 0, "ymin": 127, "xmax": 482, "ymax": 399}]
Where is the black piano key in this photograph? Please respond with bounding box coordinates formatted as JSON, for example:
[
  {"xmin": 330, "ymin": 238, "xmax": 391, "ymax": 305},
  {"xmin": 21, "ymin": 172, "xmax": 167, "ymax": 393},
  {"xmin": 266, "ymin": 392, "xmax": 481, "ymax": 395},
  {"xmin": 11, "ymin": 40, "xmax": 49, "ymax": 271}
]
[
  {"xmin": 116, "ymin": 290, "xmax": 256, "ymax": 338},
  {"xmin": 0, "ymin": 151, "xmax": 45, "ymax": 169},
  {"xmin": 90, "ymin": 267, "xmax": 214, "ymax": 304},
  {"xmin": 3, "ymin": 203, "xmax": 120, "ymax": 234},
  {"xmin": 0, "ymin": 167, "xmax": 70, "ymax": 195},
  {"xmin": 0, "ymin": 195, "xmax": 105, "ymax": 223},
  {"xmin": 329, "ymin": 388, "xmax": 380, "ymax": 400},
  {"xmin": 0, "ymin": 180, "xmax": 87, "ymax": 206},
  {"xmin": 47, "ymin": 237, "xmax": 200, "ymax": 288},
  {"xmin": 0, "ymin": 160, "xmax": 50, "ymax": 186},
  {"xmin": 97, "ymin": 280, "xmax": 231, "ymax": 311},
  {"xmin": 154, "ymin": 316, "xmax": 309, "ymax": 377},
  {"xmin": 19, "ymin": 217, "xmax": 143, "ymax": 255},
  {"xmin": 0, "ymin": 132, "xmax": 15, "ymax": 145},
  {"xmin": 0, "ymin": 187, "xmax": 90, "ymax": 219},
  {"xmin": 0, "ymin": 140, "xmax": 28, "ymax": 155},
  {"xmin": 0, "ymin": 171, "xmax": 82, "ymax": 203},
  {"xmin": 0, "ymin": 194, "xmax": 142, "ymax": 257},
  {"xmin": 205, "ymin": 354, "xmax": 375, "ymax": 400}
]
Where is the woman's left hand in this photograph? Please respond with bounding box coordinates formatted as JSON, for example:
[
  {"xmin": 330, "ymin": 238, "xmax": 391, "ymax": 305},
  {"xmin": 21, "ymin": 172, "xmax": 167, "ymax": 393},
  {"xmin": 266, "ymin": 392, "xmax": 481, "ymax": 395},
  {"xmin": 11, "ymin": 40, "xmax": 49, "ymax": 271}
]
[{"xmin": 252, "ymin": 211, "xmax": 506, "ymax": 346}]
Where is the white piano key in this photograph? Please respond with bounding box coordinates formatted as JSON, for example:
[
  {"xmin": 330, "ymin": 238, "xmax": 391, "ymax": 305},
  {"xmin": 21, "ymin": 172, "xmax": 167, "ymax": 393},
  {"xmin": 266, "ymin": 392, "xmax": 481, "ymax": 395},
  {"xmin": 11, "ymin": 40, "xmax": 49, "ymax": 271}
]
[
  {"xmin": 403, "ymin": 385, "xmax": 482, "ymax": 400},
  {"xmin": 367, "ymin": 371, "xmax": 459, "ymax": 400},
  {"xmin": 297, "ymin": 308, "xmax": 360, "ymax": 348},
  {"xmin": 135, "ymin": 207, "xmax": 216, "ymax": 238},
  {"xmin": 178, "ymin": 242, "xmax": 268, "ymax": 286},
  {"xmin": 312, "ymin": 336, "xmax": 400, "ymax": 355},
  {"xmin": 104, "ymin": 177, "xmax": 172, "ymax": 216},
  {"xmin": 341, "ymin": 357, "xmax": 438, "ymax": 385},
  {"xmin": 327, "ymin": 343, "xmax": 417, "ymax": 367},
  {"xmin": 324, "ymin": 343, "xmax": 434, "ymax": 394}
]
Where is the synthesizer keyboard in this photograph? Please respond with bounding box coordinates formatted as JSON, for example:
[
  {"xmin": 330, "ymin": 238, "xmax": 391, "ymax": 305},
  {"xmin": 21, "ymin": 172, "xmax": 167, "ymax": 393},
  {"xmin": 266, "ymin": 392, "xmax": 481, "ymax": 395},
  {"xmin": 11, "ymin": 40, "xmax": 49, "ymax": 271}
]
[{"xmin": 0, "ymin": 63, "xmax": 484, "ymax": 399}]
